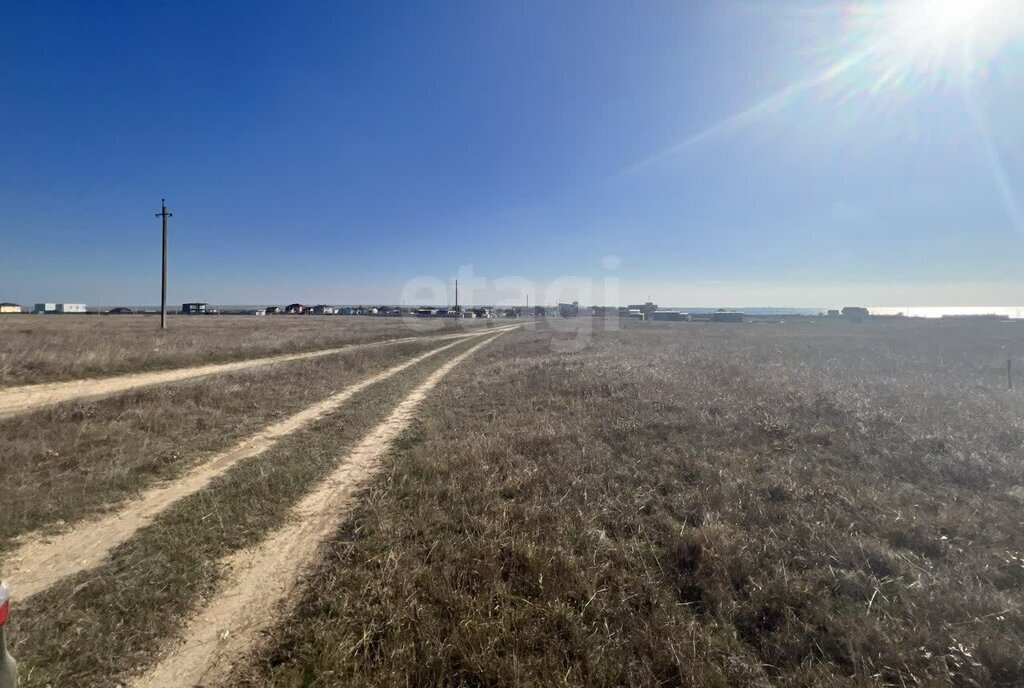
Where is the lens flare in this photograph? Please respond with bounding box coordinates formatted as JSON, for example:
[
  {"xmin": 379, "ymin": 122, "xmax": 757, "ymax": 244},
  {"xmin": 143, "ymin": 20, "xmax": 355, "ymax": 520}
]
[
  {"xmin": 620, "ymin": 0, "xmax": 1022, "ymax": 174},
  {"xmin": 841, "ymin": 0, "xmax": 1020, "ymax": 93}
]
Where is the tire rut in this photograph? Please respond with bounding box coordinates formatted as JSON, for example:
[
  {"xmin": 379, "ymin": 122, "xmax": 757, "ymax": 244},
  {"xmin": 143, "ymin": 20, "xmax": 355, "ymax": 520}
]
[
  {"xmin": 0, "ymin": 326, "xmax": 518, "ymax": 420},
  {"xmin": 1, "ymin": 333, "xmax": 494, "ymax": 600},
  {"xmin": 130, "ymin": 331, "xmax": 507, "ymax": 688}
]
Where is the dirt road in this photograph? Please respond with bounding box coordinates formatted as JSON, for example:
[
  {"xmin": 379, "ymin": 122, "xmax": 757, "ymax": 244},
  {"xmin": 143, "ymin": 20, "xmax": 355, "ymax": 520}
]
[
  {"xmin": 1, "ymin": 333, "xmax": 489, "ymax": 600},
  {"xmin": 0, "ymin": 325, "xmax": 519, "ymax": 420},
  {"xmin": 131, "ymin": 331, "xmax": 505, "ymax": 688}
]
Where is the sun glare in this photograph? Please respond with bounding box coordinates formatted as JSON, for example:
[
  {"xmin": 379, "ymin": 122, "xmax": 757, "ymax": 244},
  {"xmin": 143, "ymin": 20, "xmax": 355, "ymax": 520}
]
[
  {"xmin": 906, "ymin": 0, "xmax": 996, "ymax": 39},
  {"xmin": 830, "ymin": 0, "xmax": 1022, "ymax": 96}
]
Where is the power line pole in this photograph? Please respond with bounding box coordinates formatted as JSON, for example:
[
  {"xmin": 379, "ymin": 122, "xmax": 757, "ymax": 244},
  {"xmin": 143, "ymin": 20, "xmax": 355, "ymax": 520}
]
[
  {"xmin": 156, "ymin": 199, "xmax": 172, "ymax": 330},
  {"xmin": 455, "ymin": 279, "xmax": 459, "ymax": 317}
]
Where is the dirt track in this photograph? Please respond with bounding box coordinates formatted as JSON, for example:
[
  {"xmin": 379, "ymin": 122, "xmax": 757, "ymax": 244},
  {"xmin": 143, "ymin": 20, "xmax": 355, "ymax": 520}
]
[
  {"xmin": 1, "ymin": 334, "xmax": 483, "ymax": 600},
  {"xmin": 131, "ymin": 331, "xmax": 505, "ymax": 688},
  {"xmin": 0, "ymin": 325, "xmax": 519, "ymax": 420}
]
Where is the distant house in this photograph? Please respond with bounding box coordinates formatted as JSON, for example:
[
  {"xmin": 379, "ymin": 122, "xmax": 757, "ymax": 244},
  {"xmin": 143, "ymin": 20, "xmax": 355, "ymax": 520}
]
[
  {"xmin": 711, "ymin": 310, "xmax": 744, "ymax": 323},
  {"xmin": 558, "ymin": 302, "xmax": 580, "ymax": 317},
  {"xmin": 827, "ymin": 309, "xmax": 840, "ymax": 317},
  {"xmin": 34, "ymin": 303, "xmax": 57, "ymax": 314},
  {"xmin": 416, "ymin": 307, "xmax": 439, "ymax": 317},
  {"xmin": 265, "ymin": 306, "xmax": 282, "ymax": 315},
  {"xmin": 841, "ymin": 306, "xmax": 870, "ymax": 318},
  {"xmin": 0, "ymin": 302, "xmax": 22, "ymax": 314},
  {"xmin": 628, "ymin": 302, "xmax": 658, "ymax": 317},
  {"xmin": 472, "ymin": 307, "xmax": 493, "ymax": 319},
  {"xmin": 310, "ymin": 305, "xmax": 336, "ymax": 315},
  {"xmin": 284, "ymin": 303, "xmax": 307, "ymax": 315},
  {"xmin": 250, "ymin": 308, "xmax": 267, "ymax": 316},
  {"xmin": 182, "ymin": 302, "xmax": 208, "ymax": 315},
  {"xmin": 652, "ymin": 310, "xmax": 689, "ymax": 321},
  {"xmin": 57, "ymin": 303, "xmax": 87, "ymax": 314},
  {"xmin": 107, "ymin": 307, "xmax": 134, "ymax": 315}
]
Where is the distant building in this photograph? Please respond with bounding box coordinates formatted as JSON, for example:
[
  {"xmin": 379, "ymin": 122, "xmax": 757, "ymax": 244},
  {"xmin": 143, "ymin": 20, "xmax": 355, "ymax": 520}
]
[
  {"xmin": 652, "ymin": 310, "xmax": 689, "ymax": 321},
  {"xmin": 472, "ymin": 307, "xmax": 494, "ymax": 319},
  {"xmin": 0, "ymin": 302, "xmax": 22, "ymax": 314},
  {"xmin": 711, "ymin": 310, "xmax": 744, "ymax": 323},
  {"xmin": 182, "ymin": 302, "xmax": 208, "ymax": 315},
  {"xmin": 34, "ymin": 303, "xmax": 56, "ymax": 313},
  {"xmin": 827, "ymin": 309, "xmax": 840, "ymax": 317},
  {"xmin": 57, "ymin": 303, "xmax": 86, "ymax": 314},
  {"xmin": 841, "ymin": 306, "xmax": 870, "ymax": 318},
  {"xmin": 558, "ymin": 301, "xmax": 580, "ymax": 317},
  {"xmin": 628, "ymin": 302, "xmax": 658, "ymax": 317},
  {"xmin": 107, "ymin": 307, "xmax": 134, "ymax": 314},
  {"xmin": 310, "ymin": 305, "xmax": 336, "ymax": 315},
  {"xmin": 284, "ymin": 303, "xmax": 307, "ymax": 314},
  {"xmin": 265, "ymin": 305, "xmax": 282, "ymax": 315}
]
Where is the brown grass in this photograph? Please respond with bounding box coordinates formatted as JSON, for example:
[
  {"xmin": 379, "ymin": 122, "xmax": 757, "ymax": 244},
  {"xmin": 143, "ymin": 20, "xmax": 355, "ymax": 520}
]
[
  {"xmin": 0, "ymin": 314, "xmax": 496, "ymax": 386},
  {"xmin": 7, "ymin": 335, "xmax": 488, "ymax": 688},
  {"xmin": 229, "ymin": 320, "xmax": 1024, "ymax": 687}
]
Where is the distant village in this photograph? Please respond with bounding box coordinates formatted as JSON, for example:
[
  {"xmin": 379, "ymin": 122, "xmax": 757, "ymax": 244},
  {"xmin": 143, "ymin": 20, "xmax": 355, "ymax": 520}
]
[{"xmin": 0, "ymin": 301, "xmax": 1015, "ymax": 322}]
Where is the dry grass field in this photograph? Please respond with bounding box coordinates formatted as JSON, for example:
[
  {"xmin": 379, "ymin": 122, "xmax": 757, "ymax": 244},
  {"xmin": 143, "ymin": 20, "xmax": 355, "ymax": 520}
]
[
  {"xmin": 3, "ymin": 316, "xmax": 1024, "ymax": 687},
  {"xmin": 226, "ymin": 319, "xmax": 1024, "ymax": 688},
  {"xmin": 0, "ymin": 314, "xmax": 491, "ymax": 385}
]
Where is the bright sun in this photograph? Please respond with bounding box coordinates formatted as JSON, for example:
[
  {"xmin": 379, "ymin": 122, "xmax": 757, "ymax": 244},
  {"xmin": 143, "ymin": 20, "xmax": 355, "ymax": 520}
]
[
  {"xmin": 909, "ymin": 0, "xmax": 997, "ymax": 38},
  {"xmin": 842, "ymin": 0, "xmax": 1020, "ymax": 89},
  {"xmin": 897, "ymin": 0, "xmax": 1007, "ymax": 42}
]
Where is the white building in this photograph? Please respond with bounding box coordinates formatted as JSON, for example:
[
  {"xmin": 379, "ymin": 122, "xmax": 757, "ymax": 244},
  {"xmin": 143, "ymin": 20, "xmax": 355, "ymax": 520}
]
[
  {"xmin": 34, "ymin": 303, "xmax": 57, "ymax": 313},
  {"xmin": 57, "ymin": 303, "xmax": 87, "ymax": 314}
]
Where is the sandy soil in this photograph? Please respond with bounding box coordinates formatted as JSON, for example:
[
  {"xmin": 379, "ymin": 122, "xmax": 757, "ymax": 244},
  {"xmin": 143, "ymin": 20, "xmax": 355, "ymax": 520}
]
[
  {"xmin": 1, "ymin": 334, "xmax": 485, "ymax": 600},
  {"xmin": 0, "ymin": 326, "xmax": 518, "ymax": 419},
  {"xmin": 130, "ymin": 331, "xmax": 506, "ymax": 688}
]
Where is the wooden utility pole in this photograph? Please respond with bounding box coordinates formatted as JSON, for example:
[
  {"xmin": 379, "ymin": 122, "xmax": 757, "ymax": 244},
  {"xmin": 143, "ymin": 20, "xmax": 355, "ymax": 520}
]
[{"xmin": 156, "ymin": 199, "xmax": 172, "ymax": 330}]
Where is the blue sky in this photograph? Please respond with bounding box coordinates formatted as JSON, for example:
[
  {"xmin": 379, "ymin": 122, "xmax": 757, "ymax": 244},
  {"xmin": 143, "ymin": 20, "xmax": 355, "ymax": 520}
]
[{"xmin": 1, "ymin": 0, "xmax": 1023, "ymax": 307}]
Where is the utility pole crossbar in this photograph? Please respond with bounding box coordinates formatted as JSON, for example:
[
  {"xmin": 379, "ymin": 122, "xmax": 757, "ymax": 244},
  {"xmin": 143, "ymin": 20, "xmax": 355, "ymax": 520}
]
[{"xmin": 156, "ymin": 199, "xmax": 172, "ymax": 330}]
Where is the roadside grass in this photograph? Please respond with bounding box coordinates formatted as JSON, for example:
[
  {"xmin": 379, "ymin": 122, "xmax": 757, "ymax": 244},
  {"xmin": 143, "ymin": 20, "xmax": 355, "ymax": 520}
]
[
  {"xmin": 0, "ymin": 314, "xmax": 496, "ymax": 386},
  {"xmin": 0, "ymin": 339, "xmax": 439, "ymax": 553},
  {"xmin": 230, "ymin": 323, "xmax": 1024, "ymax": 687},
  {"xmin": 6, "ymin": 334, "xmax": 488, "ymax": 688}
]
